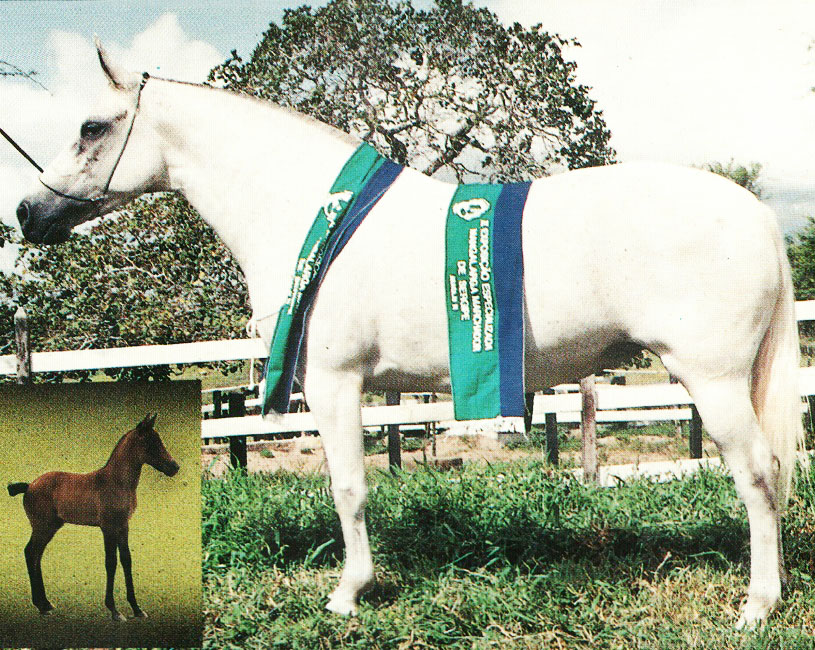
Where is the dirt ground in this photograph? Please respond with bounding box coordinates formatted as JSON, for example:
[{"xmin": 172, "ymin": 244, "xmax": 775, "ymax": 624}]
[{"xmin": 201, "ymin": 429, "xmax": 719, "ymax": 476}]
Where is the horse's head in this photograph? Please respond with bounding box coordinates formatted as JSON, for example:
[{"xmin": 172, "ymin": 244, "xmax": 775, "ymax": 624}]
[
  {"xmin": 134, "ymin": 413, "xmax": 180, "ymax": 477},
  {"xmin": 16, "ymin": 39, "xmax": 169, "ymax": 244}
]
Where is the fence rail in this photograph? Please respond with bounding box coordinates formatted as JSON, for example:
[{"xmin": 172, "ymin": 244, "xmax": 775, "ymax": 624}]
[{"xmin": 7, "ymin": 300, "xmax": 815, "ymax": 471}]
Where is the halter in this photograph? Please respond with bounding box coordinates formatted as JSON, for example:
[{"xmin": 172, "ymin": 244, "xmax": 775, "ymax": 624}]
[{"xmin": 1, "ymin": 72, "xmax": 149, "ymax": 204}]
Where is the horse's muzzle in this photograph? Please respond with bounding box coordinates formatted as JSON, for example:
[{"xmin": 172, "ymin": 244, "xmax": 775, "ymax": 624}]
[
  {"xmin": 16, "ymin": 201, "xmax": 30, "ymax": 230},
  {"xmin": 16, "ymin": 198, "xmax": 85, "ymax": 244},
  {"xmin": 163, "ymin": 460, "xmax": 180, "ymax": 477}
]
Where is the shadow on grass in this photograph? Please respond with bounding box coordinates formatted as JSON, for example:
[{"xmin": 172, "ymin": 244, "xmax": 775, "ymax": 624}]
[{"xmin": 202, "ymin": 463, "xmax": 772, "ymax": 585}]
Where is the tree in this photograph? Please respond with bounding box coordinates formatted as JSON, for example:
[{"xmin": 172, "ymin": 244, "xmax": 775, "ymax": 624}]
[
  {"xmin": 704, "ymin": 160, "xmax": 764, "ymax": 199},
  {"xmin": 0, "ymin": 59, "xmax": 49, "ymax": 92},
  {"xmin": 210, "ymin": 0, "xmax": 615, "ymax": 182},
  {"xmin": 0, "ymin": 0, "xmax": 615, "ymax": 378},
  {"xmin": 788, "ymin": 218, "xmax": 815, "ymax": 341},
  {"xmin": 788, "ymin": 218, "xmax": 815, "ymax": 300},
  {"xmin": 0, "ymin": 195, "xmax": 250, "ymax": 380}
]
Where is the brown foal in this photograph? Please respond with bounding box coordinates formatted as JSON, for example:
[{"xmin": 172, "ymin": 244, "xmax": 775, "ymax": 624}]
[{"xmin": 8, "ymin": 413, "xmax": 179, "ymax": 621}]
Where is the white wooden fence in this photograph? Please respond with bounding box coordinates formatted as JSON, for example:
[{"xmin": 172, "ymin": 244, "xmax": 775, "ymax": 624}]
[{"xmin": 4, "ymin": 301, "xmax": 815, "ymax": 444}]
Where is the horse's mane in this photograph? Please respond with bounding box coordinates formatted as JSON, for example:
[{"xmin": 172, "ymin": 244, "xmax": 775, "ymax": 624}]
[
  {"xmin": 152, "ymin": 76, "xmax": 360, "ymax": 147},
  {"xmin": 103, "ymin": 427, "xmax": 135, "ymax": 467}
]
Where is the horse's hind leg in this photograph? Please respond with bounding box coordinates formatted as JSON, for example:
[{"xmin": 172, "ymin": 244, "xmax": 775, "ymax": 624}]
[
  {"xmin": 102, "ymin": 527, "xmax": 126, "ymax": 621},
  {"xmin": 678, "ymin": 375, "xmax": 784, "ymax": 627},
  {"xmin": 117, "ymin": 525, "xmax": 146, "ymax": 618},
  {"xmin": 305, "ymin": 367, "xmax": 373, "ymax": 615},
  {"xmin": 24, "ymin": 521, "xmax": 62, "ymax": 614}
]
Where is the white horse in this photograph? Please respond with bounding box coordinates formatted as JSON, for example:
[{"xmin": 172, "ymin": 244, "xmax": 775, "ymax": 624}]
[{"xmin": 15, "ymin": 42, "xmax": 803, "ymax": 627}]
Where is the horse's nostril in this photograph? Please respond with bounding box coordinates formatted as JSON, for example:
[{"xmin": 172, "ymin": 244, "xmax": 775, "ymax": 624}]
[{"xmin": 16, "ymin": 201, "xmax": 29, "ymax": 227}]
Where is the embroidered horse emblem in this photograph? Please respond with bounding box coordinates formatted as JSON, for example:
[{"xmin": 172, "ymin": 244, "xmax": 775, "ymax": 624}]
[
  {"xmin": 452, "ymin": 198, "xmax": 491, "ymax": 221},
  {"xmin": 323, "ymin": 190, "xmax": 354, "ymax": 226}
]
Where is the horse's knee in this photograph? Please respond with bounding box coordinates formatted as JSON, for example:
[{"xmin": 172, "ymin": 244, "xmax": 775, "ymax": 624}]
[
  {"xmin": 118, "ymin": 544, "xmax": 132, "ymax": 569},
  {"xmin": 105, "ymin": 551, "xmax": 118, "ymax": 572},
  {"xmin": 332, "ymin": 484, "xmax": 368, "ymax": 518}
]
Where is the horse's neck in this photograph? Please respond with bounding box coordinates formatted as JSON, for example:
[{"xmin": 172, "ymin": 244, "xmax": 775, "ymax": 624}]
[
  {"xmin": 151, "ymin": 81, "xmax": 360, "ymax": 334},
  {"xmin": 103, "ymin": 432, "xmax": 142, "ymax": 489}
]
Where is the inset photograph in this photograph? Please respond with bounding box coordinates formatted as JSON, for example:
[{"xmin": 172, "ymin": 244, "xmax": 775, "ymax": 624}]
[{"xmin": 0, "ymin": 381, "xmax": 201, "ymax": 648}]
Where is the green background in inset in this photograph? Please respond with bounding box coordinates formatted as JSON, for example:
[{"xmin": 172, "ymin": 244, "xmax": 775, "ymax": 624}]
[{"xmin": 0, "ymin": 381, "xmax": 201, "ymax": 648}]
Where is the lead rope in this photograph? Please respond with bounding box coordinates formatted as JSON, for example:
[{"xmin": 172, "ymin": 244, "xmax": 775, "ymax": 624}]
[{"xmin": 0, "ymin": 126, "xmax": 44, "ymax": 172}]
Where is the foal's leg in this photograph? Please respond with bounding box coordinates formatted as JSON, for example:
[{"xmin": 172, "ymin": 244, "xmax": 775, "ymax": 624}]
[
  {"xmin": 117, "ymin": 525, "xmax": 146, "ymax": 618},
  {"xmin": 687, "ymin": 377, "xmax": 785, "ymax": 627},
  {"xmin": 305, "ymin": 367, "xmax": 373, "ymax": 615},
  {"xmin": 24, "ymin": 522, "xmax": 61, "ymax": 614},
  {"xmin": 102, "ymin": 527, "xmax": 126, "ymax": 621}
]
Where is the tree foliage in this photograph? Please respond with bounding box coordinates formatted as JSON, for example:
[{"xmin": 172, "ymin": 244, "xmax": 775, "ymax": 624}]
[
  {"xmin": 704, "ymin": 160, "xmax": 764, "ymax": 199},
  {"xmin": 788, "ymin": 218, "xmax": 815, "ymax": 301},
  {"xmin": 0, "ymin": 195, "xmax": 249, "ymax": 380},
  {"xmin": 211, "ymin": 0, "xmax": 615, "ymax": 181}
]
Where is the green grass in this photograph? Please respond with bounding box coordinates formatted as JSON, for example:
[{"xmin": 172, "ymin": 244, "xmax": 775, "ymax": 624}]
[{"xmin": 203, "ymin": 460, "xmax": 815, "ymax": 649}]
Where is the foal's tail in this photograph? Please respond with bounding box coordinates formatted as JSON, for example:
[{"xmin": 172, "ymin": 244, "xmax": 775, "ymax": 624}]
[
  {"xmin": 751, "ymin": 220, "xmax": 805, "ymax": 509},
  {"xmin": 7, "ymin": 482, "xmax": 28, "ymax": 497}
]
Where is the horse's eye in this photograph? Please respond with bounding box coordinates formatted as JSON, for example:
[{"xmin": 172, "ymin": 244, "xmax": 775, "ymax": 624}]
[{"xmin": 80, "ymin": 121, "xmax": 107, "ymax": 139}]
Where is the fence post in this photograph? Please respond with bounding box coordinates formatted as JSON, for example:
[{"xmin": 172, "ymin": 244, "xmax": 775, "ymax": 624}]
[
  {"xmin": 543, "ymin": 388, "xmax": 559, "ymax": 465},
  {"xmin": 580, "ymin": 375, "xmax": 598, "ymax": 482},
  {"xmin": 386, "ymin": 390, "xmax": 401, "ymax": 469},
  {"xmin": 14, "ymin": 306, "xmax": 31, "ymax": 384},
  {"xmin": 689, "ymin": 405, "xmax": 703, "ymax": 459},
  {"xmin": 808, "ymin": 396, "xmax": 815, "ymax": 440},
  {"xmin": 523, "ymin": 392, "xmax": 535, "ymax": 434},
  {"xmin": 227, "ymin": 391, "xmax": 248, "ymax": 468},
  {"xmin": 213, "ymin": 390, "xmax": 223, "ymax": 418}
]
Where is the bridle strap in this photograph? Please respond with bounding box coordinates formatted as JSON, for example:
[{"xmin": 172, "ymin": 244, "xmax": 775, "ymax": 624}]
[
  {"xmin": 34, "ymin": 72, "xmax": 150, "ymax": 204},
  {"xmin": 100, "ymin": 72, "xmax": 150, "ymax": 194}
]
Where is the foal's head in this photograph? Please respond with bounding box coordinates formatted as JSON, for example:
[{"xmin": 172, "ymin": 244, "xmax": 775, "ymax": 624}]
[{"xmin": 132, "ymin": 413, "xmax": 179, "ymax": 477}]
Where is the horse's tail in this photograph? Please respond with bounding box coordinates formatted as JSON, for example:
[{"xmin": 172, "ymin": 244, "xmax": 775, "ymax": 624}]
[
  {"xmin": 7, "ymin": 482, "xmax": 28, "ymax": 497},
  {"xmin": 751, "ymin": 217, "xmax": 805, "ymax": 509}
]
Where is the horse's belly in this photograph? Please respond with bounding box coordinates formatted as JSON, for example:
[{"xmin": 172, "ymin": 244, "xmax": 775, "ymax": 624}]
[{"xmin": 52, "ymin": 474, "xmax": 101, "ymax": 526}]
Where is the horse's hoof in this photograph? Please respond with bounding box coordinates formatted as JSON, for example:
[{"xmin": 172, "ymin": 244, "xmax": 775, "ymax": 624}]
[
  {"xmin": 736, "ymin": 594, "xmax": 777, "ymax": 629},
  {"xmin": 325, "ymin": 593, "xmax": 358, "ymax": 616},
  {"xmin": 36, "ymin": 602, "xmax": 55, "ymax": 615},
  {"xmin": 111, "ymin": 611, "xmax": 127, "ymax": 622},
  {"xmin": 133, "ymin": 608, "xmax": 148, "ymax": 618}
]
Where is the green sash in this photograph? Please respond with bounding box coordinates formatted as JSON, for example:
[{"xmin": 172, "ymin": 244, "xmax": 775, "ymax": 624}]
[
  {"xmin": 445, "ymin": 182, "xmax": 530, "ymax": 421},
  {"xmin": 262, "ymin": 143, "xmax": 393, "ymax": 414}
]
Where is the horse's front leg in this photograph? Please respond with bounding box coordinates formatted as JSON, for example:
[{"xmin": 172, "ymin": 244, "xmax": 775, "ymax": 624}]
[
  {"xmin": 305, "ymin": 366, "xmax": 373, "ymax": 615},
  {"xmin": 102, "ymin": 527, "xmax": 126, "ymax": 621},
  {"xmin": 117, "ymin": 523, "xmax": 146, "ymax": 618}
]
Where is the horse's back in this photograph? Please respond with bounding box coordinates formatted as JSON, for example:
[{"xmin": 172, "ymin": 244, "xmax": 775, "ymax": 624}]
[
  {"xmin": 308, "ymin": 162, "xmax": 784, "ymax": 390},
  {"xmin": 522, "ymin": 163, "xmax": 783, "ymax": 377}
]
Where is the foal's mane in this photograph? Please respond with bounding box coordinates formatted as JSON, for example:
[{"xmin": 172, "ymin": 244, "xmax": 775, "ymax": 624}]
[
  {"xmin": 150, "ymin": 75, "xmax": 360, "ymax": 147},
  {"xmin": 102, "ymin": 426, "xmax": 137, "ymax": 467}
]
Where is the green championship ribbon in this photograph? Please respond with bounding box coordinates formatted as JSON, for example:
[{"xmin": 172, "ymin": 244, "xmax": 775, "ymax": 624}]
[
  {"xmin": 262, "ymin": 143, "xmax": 401, "ymax": 414},
  {"xmin": 445, "ymin": 181, "xmax": 531, "ymax": 421}
]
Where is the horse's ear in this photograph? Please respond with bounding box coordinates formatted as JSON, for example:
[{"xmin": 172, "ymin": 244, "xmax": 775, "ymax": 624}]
[
  {"xmin": 94, "ymin": 36, "xmax": 138, "ymax": 90},
  {"xmin": 137, "ymin": 412, "xmax": 153, "ymax": 431},
  {"xmin": 149, "ymin": 412, "xmax": 158, "ymax": 427}
]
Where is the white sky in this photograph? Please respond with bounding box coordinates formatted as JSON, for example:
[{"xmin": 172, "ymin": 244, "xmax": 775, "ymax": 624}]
[{"xmin": 1, "ymin": 1, "xmax": 813, "ymax": 235}]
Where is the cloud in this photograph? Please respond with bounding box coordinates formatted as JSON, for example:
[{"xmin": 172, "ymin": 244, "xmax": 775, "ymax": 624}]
[
  {"xmin": 491, "ymin": 3, "xmax": 814, "ymax": 163},
  {"xmin": 483, "ymin": 0, "xmax": 815, "ymax": 231},
  {"xmin": 0, "ymin": 13, "xmax": 224, "ymax": 229}
]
